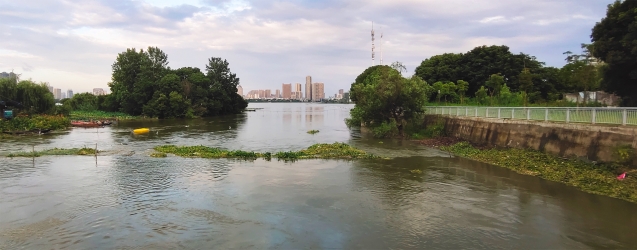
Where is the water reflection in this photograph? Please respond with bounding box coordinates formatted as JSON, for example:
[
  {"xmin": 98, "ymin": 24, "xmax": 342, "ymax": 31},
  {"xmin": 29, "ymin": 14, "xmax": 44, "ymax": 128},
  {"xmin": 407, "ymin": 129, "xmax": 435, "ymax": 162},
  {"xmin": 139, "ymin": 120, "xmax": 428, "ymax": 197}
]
[{"xmin": 1, "ymin": 103, "xmax": 637, "ymax": 249}]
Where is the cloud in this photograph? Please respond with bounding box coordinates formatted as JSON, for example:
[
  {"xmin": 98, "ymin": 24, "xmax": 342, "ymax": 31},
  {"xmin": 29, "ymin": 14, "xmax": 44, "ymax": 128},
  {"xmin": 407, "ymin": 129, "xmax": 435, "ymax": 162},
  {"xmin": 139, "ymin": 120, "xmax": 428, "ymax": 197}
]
[{"xmin": 0, "ymin": 0, "xmax": 611, "ymax": 95}]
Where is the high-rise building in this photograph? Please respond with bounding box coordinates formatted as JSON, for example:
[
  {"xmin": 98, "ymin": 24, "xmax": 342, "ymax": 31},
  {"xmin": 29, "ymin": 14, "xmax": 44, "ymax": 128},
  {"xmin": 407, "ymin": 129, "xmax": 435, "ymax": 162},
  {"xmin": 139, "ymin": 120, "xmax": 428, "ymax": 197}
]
[
  {"xmin": 237, "ymin": 85, "xmax": 243, "ymax": 97},
  {"xmin": 258, "ymin": 90, "xmax": 265, "ymax": 98},
  {"xmin": 293, "ymin": 83, "xmax": 302, "ymax": 100},
  {"xmin": 61, "ymin": 92, "xmax": 66, "ymax": 99},
  {"xmin": 265, "ymin": 89, "xmax": 271, "ymax": 98},
  {"xmin": 54, "ymin": 88, "xmax": 62, "ymax": 99},
  {"xmin": 275, "ymin": 89, "xmax": 281, "ymax": 98},
  {"xmin": 339, "ymin": 89, "xmax": 344, "ymax": 95},
  {"xmin": 305, "ymin": 76, "xmax": 312, "ymax": 100},
  {"xmin": 282, "ymin": 83, "xmax": 292, "ymax": 99},
  {"xmin": 67, "ymin": 89, "xmax": 74, "ymax": 99},
  {"xmin": 48, "ymin": 86, "xmax": 54, "ymax": 94},
  {"xmin": 312, "ymin": 83, "xmax": 325, "ymax": 101},
  {"xmin": 93, "ymin": 88, "xmax": 106, "ymax": 96}
]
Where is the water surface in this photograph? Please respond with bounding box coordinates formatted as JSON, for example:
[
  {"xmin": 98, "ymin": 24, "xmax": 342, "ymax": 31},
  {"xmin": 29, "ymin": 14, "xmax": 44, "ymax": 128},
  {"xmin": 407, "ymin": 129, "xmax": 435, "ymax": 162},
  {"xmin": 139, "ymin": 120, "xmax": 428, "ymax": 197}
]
[{"xmin": 1, "ymin": 103, "xmax": 636, "ymax": 249}]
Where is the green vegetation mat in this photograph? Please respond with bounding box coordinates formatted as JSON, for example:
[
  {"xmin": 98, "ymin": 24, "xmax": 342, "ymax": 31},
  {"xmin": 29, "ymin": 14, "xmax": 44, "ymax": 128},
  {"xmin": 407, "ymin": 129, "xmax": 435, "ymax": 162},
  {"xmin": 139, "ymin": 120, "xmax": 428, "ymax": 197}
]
[
  {"xmin": 0, "ymin": 115, "xmax": 70, "ymax": 132},
  {"xmin": 7, "ymin": 147, "xmax": 99, "ymax": 157},
  {"xmin": 154, "ymin": 142, "xmax": 378, "ymax": 160},
  {"xmin": 69, "ymin": 110, "xmax": 141, "ymax": 120},
  {"xmin": 307, "ymin": 130, "xmax": 320, "ymax": 134},
  {"xmin": 442, "ymin": 142, "xmax": 637, "ymax": 203}
]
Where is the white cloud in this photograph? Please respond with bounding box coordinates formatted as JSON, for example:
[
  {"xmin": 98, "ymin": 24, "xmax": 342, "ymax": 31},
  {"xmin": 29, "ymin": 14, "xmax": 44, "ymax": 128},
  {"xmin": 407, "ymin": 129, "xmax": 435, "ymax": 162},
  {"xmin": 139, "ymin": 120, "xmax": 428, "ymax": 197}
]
[{"xmin": 0, "ymin": 0, "xmax": 611, "ymax": 95}]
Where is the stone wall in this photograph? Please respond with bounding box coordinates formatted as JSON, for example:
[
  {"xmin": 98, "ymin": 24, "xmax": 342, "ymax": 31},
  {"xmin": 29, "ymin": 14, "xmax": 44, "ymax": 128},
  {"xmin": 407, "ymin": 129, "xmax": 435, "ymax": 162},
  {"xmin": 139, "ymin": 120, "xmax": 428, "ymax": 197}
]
[{"xmin": 426, "ymin": 115, "xmax": 637, "ymax": 164}]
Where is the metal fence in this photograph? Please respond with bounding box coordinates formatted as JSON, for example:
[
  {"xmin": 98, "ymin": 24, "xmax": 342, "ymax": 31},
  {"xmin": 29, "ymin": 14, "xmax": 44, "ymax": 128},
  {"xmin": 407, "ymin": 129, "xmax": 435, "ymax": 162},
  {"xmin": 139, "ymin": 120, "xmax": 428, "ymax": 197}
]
[{"xmin": 425, "ymin": 106, "xmax": 637, "ymax": 126}]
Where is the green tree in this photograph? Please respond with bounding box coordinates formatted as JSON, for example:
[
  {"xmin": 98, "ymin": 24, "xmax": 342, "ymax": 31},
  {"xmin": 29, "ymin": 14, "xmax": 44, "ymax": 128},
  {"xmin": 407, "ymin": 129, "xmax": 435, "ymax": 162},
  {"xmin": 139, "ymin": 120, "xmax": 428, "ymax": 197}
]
[
  {"xmin": 591, "ymin": 0, "xmax": 637, "ymax": 106},
  {"xmin": 518, "ymin": 68, "xmax": 533, "ymax": 106},
  {"xmin": 348, "ymin": 66, "xmax": 431, "ymax": 136},
  {"xmin": 456, "ymin": 80, "xmax": 469, "ymax": 104},
  {"xmin": 475, "ymin": 86, "xmax": 488, "ymax": 105},
  {"xmin": 390, "ymin": 61, "xmax": 407, "ymax": 74},
  {"xmin": 69, "ymin": 93, "xmax": 98, "ymax": 111},
  {"xmin": 205, "ymin": 57, "xmax": 247, "ymax": 115},
  {"xmin": 485, "ymin": 74, "xmax": 505, "ymax": 105},
  {"xmin": 15, "ymin": 80, "xmax": 55, "ymax": 114},
  {"xmin": 414, "ymin": 53, "xmax": 462, "ymax": 84}
]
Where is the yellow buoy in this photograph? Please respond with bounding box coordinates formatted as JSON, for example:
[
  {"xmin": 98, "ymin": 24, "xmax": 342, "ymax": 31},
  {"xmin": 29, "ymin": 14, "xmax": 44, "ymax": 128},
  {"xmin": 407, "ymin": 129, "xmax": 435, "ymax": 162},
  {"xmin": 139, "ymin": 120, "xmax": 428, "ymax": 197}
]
[{"xmin": 133, "ymin": 128, "xmax": 150, "ymax": 135}]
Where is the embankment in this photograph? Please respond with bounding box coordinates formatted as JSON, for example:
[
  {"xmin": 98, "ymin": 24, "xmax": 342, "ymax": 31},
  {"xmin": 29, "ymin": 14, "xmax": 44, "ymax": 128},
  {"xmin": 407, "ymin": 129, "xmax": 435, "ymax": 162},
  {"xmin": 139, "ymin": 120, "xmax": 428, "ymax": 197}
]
[{"xmin": 425, "ymin": 115, "xmax": 637, "ymax": 165}]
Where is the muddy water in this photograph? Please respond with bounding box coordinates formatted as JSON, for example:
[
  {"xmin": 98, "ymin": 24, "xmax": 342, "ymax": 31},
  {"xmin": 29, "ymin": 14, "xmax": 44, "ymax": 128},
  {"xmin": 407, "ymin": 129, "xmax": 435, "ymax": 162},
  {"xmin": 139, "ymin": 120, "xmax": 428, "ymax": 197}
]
[{"xmin": 0, "ymin": 103, "xmax": 636, "ymax": 249}]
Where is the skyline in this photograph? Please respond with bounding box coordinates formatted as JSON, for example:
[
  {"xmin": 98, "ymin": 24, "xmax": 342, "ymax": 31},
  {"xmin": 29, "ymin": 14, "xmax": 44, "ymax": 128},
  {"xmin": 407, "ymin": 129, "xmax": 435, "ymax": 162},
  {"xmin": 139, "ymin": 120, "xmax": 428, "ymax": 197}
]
[{"xmin": 0, "ymin": 0, "xmax": 612, "ymax": 95}]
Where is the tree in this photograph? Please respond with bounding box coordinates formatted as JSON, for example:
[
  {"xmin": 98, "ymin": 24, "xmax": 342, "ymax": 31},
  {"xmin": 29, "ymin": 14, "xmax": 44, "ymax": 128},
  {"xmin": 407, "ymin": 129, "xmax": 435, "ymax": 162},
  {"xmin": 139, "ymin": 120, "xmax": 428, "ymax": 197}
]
[
  {"xmin": 348, "ymin": 66, "xmax": 431, "ymax": 136},
  {"xmin": 414, "ymin": 53, "xmax": 462, "ymax": 84},
  {"xmin": 15, "ymin": 80, "xmax": 55, "ymax": 114},
  {"xmin": 591, "ymin": 0, "xmax": 637, "ymax": 106},
  {"xmin": 205, "ymin": 57, "xmax": 247, "ymax": 115},
  {"xmin": 69, "ymin": 93, "xmax": 98, "ymax": 111},
  {"xmin": 518, "ymin": 68, "xmax": 533, "ymax": 106},
  {"xmin": 390, "ymin": 61, "xmax": 407, "ymax": 74},
  {"xmin": 456, "ymin": 80, "xmax": 469, "ymax": 104},
  {"xmin": 485, "ymin": 74, "xmax": 505, "ymax": 105},
  {"xmin": 475, "ymin": 86, "xmax": 488, "ymax": 105}
]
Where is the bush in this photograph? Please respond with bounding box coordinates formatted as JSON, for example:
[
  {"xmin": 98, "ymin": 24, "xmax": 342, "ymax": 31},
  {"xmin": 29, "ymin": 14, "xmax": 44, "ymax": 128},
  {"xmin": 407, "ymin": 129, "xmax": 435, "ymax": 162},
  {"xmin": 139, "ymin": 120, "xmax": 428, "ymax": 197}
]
[{"xmin": 371, "ymin": 120, "xmax": 399, "ymax": 138}]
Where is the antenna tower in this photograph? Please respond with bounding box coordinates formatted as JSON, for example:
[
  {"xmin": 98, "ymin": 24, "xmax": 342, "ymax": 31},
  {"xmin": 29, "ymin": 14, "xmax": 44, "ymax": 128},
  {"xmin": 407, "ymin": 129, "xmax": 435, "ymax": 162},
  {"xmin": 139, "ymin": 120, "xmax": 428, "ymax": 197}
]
[
  {"xmin": 371, "ymin": 22, "xmax": 375, "ymax": 66},
  {"xmin": 380, "ymin": 27, "xmax": 383, "ymax": 65}
]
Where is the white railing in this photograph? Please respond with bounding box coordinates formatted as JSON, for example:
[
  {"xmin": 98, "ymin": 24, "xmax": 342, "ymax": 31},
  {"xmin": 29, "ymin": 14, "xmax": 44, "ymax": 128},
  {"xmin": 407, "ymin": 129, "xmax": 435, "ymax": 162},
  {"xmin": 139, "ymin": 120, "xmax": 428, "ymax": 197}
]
[{"xmin": 425, "ymin": 106, "xmax": 637, "ymax": 126}]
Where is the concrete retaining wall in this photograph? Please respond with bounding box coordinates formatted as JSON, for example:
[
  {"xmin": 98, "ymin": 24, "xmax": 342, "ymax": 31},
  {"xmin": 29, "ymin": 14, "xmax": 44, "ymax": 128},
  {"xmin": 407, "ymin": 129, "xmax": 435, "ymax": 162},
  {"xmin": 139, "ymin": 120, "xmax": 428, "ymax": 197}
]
[{"xmin": 426, "ymin": 115, "xmax": 637, "ymax": 164}]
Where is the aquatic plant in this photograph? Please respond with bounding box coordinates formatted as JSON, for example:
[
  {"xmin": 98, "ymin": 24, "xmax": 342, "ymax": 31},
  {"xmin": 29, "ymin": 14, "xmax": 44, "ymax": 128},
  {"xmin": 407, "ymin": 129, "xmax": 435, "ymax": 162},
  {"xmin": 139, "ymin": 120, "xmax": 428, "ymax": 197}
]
[
  {"xmin": 442, "ymin": 142, "xmax": 637, "ymax": 203},
  {"xmin": 154, "ymin": 145, "xmax": 265, "ymax": 159},
  {"xmin": 307, "ymin": 130, "xmax": 320, "ymax": 134},
  {"xmin": 69, "ymin": 110, "xmax": 142, "ymax": 120},
  {"xmin": 0, "ymin": 115, "xmax": 70, "ymax": 132},
  {"xmin": 6, "ymin": 147, "xmax": 98, "ymax": 157},
  {"xmin": 150, "ymin": 152, "xmax": 167, "ymax": 158},
  {"xmin": 153, "ymin": 142, "xmax": 378, "ymax": 161}
]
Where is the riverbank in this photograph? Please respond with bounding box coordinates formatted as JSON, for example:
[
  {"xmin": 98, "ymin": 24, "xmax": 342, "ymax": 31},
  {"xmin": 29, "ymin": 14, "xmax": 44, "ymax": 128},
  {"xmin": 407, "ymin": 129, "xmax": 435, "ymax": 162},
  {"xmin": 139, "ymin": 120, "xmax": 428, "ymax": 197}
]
[
  {"xmin": 418, "ymin": 137, "xmax": 637, "ymax": 203},
  {"xmin": 0, "ymin": 115, "xmax": 69, "ymax": 134}
]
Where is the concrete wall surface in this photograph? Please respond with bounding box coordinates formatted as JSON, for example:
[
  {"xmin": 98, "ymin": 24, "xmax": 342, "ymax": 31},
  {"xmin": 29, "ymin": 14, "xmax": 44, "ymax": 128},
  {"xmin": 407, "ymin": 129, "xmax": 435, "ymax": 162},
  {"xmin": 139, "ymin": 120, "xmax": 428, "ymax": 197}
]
[{"xmin": 427, "ymin": 115, "xmax": 637, "ymax": 164}]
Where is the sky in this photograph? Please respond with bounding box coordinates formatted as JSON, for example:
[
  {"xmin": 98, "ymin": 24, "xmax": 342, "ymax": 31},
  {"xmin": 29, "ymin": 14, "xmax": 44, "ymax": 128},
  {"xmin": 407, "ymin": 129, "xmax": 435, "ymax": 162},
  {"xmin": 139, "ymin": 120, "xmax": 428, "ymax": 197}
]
[{"xmin": 0, "ymin": 0, "xmax": 612, "ymax": 96}]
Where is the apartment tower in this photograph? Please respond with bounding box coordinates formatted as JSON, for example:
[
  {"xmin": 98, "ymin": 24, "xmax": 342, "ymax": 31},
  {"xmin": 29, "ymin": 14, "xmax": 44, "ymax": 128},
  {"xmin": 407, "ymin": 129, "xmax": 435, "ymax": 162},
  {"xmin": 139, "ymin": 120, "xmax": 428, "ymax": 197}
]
[
  {"xmin": 282, "ymin": 83, "xmax": 292, "ymax": 99},
  {"xmin": 312, "ymin": 83, "xmax": 325, "ymax": 101},
  {"xmin": 305, "ymin": 76, "xmax": 312, "ymax": 101}
]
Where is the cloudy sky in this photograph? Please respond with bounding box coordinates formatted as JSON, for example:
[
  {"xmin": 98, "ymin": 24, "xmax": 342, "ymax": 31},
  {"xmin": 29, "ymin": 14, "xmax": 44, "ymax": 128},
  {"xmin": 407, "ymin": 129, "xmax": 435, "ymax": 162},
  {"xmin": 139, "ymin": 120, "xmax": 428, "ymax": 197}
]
[{"xmin": 1, "ymin": 0, "xmax": 611, "ymax": 96}]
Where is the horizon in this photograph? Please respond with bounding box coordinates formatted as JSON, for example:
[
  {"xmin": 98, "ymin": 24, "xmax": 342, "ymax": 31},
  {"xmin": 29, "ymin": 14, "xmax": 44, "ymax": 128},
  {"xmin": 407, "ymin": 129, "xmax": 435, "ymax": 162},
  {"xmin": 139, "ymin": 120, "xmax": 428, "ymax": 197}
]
[{"xmin": 1, "ymin": 0, "xmax": 611, "ymax": 95}]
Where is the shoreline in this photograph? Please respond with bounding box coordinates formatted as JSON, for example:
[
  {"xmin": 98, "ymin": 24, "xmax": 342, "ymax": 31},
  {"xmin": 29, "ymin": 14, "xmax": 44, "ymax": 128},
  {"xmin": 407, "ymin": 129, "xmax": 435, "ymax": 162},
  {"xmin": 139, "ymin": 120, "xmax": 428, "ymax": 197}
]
[{"xmin": 415, "ymin": 136, "xmax": 637, "ymax": 203}]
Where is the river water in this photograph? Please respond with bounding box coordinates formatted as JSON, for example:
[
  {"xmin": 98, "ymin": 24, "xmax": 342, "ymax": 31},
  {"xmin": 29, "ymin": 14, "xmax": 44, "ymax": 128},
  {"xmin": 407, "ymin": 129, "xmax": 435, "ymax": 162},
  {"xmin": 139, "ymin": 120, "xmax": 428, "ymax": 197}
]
[{"xmin": 0, "ymin": 103, "xmax": 636, "ymax": 249}]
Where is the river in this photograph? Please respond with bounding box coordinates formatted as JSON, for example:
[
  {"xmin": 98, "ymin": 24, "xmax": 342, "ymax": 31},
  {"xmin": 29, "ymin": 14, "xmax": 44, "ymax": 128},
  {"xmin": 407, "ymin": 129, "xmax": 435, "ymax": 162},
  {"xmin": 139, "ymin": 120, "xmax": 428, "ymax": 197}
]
[{"xmin": 0, "ymin": 103, "xmax": 636, "ymax": 249}]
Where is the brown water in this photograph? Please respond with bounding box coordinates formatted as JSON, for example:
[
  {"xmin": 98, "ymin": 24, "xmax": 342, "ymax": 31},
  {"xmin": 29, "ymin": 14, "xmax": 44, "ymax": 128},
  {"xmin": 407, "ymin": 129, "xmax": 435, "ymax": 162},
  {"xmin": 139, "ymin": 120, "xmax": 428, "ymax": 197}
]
[{"xmin": 0, "ymin": 103, "xmax": 636, "ymax": 249}]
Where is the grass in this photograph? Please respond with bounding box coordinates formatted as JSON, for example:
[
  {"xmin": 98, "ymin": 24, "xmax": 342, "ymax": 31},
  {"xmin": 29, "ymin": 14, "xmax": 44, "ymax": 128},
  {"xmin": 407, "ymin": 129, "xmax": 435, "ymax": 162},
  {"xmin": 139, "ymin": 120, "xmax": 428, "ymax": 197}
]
[
  {"xmin": 307, "ymin": 130, "xmax": 320, "ymax": 134},
  {"xmin": 7, "ymin": 147, "xmax": 99, "ymax": 157},
  {"xmin": 442, "ymin": 141, "xmax": 637, "ymax": 203},
  {"xmin": 154, "ymin": 142, "xmax": 378, "ymax": 161}
]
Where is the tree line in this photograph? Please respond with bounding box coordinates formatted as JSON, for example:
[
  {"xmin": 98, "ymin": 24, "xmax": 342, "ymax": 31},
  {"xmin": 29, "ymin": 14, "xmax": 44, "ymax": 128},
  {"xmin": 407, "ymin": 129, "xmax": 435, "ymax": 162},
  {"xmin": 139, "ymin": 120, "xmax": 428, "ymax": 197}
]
[{"xmin": 16, "ymin": 47, "xmax": 249, "ymax": 119}]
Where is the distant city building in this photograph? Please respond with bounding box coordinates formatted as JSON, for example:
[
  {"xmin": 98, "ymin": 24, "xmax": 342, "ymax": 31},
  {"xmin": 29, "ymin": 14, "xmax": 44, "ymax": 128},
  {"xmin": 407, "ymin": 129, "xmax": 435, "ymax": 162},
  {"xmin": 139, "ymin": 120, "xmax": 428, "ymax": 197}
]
[
  {"xmin": 265, "ymin": 89, "xmax": 271, "ymax": 98},
  {"xmin": 48, "ymin": 86, "xmax": 54, "ymax": 94},
  {"xmin": 61, "ymin": 92, "xmax": 67, "ymax": 99},
  {"xmin": 339, "ymin": 89, "xmax": 344, "ymax": 95},
  {"xmin": 305, "ymin": 76, "xmax": 312, "ymax": 100},
  {"xmin": 258, "ymin": 90, "xmax": 265, "ymax": 98},
  {"xmin": 54, "ymin": 88, "xmax": 62, "ymax": 100},
  {"xmin": 237, "ymin": 85, "xmax": 243, "ymax": 97},
  {"xmin": 67, "ymin": 89, "xmax": 74, "ymax": 99},
  {"xmin": 282, "ymin": 83, "xmax": 292, "ymax": 99},
  {"xmin": 275, "ymin": 89, "xmax": 280, "ymax": 99},
  {"xmin": 312, "ymin": 83, "xmax": 325, "ymax": 101},
  {"xmin": 0, "ymin": 72, "xmax": 17, "ymax": 79},
  {"xmin": 93, "ymin": 88, "xmax": 106, "ymax": 96}
]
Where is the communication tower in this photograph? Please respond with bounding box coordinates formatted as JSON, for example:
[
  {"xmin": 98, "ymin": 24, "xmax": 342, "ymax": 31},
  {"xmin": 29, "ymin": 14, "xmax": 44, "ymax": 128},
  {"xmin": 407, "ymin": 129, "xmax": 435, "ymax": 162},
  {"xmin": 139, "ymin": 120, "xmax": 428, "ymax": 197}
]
[{"xmin": 371, "ymin": 22, "xmax": 375, "ymax": 66}]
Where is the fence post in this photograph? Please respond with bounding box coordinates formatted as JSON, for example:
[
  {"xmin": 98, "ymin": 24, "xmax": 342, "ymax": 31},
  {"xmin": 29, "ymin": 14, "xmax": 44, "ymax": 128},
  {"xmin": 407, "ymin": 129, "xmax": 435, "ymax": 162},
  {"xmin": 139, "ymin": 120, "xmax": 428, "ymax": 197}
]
[
  {"xmin": 512, "ymin": 108, "xmax": 515, "ymax": 119},
  {"xmin": 623, "ymin": 109, "xmax": 627, "ymax": 125},
  {"xmin": 475, "ymin": 108, "xmax": 478, "ymax": 117},
  {"xmin": 526, "ymin": 109, "xmax": 530, "ymax": 120},
  {"xmin": 591, "ymin": 108, "xmax": 596, "ymax": 124},
  {"xmin": 456, "ymin": 107, "xmax": 459, "ymax": 116},
  {"xmin": 545, "ymin": 108, "xmax": 548, "ymax": 122},
  {"xmin": 498, "ymin": 108, "xmax": 501, "ymax": 119},
  {"xmin": 465, "ymin": 107, "xmax": 468, "ymax": 116},
  {"xmin": 566, "ymin": 108, "xmax": 570, "ymax": 123},
  {"xmin": 486, "ymin": 108, "xmax": 489, "ymax": 118}
]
